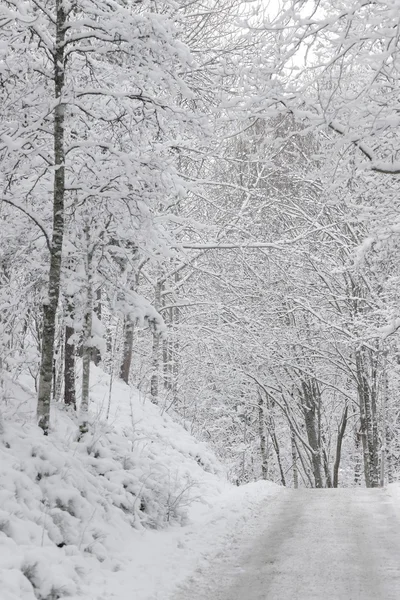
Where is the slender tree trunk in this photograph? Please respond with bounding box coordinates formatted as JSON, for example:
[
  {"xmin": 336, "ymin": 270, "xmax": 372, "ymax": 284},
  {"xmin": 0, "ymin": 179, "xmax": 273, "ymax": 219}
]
[
  {"xmin": 358, "ymin": 395, "xmax": 370, "ymax": 486},
  {"xmin": 91, "ymin": 287, "xmax": 102, "ymax": 365},
  {"xmin": 264, "ymin": 393, "xmax": 285, "ymax": 485},
  {"xmin": 301, "ymin": 381, "xmax": 324, "ymax": 488},
  {"xmin": 64, "ymin": 324, "xmax": 76, "ymax": 410},
  {"xmin": 381, "ymin": 362, "xmax": 392, "ymax": 486},
  {"xmin": 370, "ymin": 351, "xmax": 380, "ymax": 486},
  {"xmin": 354, "ymin": 425, "xmax": 362, "ymax": 486},
  {"xmin": 292, "ymin": 435, "xmax": 314, "ymax": 487},
  {"xmin": 333, "ymin": 403, "xmax": 348, "ymax": 487},
  {"xmin": 385, "ymin": 377, "xmax": 394, "ymax": 484},
  {"xmin": 150, "ymin": 281, "xmax": 161, "ymax": 403},
  {"xmin": 64, "ymin": 294, "xmax": 76, "ymax": 410},
  {"xmin": 257, "ymin": 389, "xmax": 269, "ymax": 479},
  {"xmin": 240, "ymin": 416, "xmax": 247, "ymax": 484},
  {"xmin": 80, "ymin": 233, "xmax": 94, "ymax": 435},
  {"xmin": 150, "ymin": 332, "xmax": 161, "ymax": 401},
  {"xmin": 162, "ymin": 307, "xmax": 172, "ymax": 391},
  {"xmin": 356, "ymin": 349, "xmax": 380, "ymax": 487},
  {"xmin": 54, "ymin": 325, "xmax": 64, "ymax": 403},
  {"xmin": 120, "ymin": 314, "xmax": 134, "ymax": 384},
  {"xmin": 386, "ymin": 423, "xmax": 394, "ymax": 484},
  {"xmin": 171, "ymin": 298, "xmax": 180, "ymax": 405},
  {"xmin": 170, "ymin": 271, "xmax": 180, "ymax": 405},
  {"xmin": 37, "ymin": 0, "xmax": 66, "ymax": 434},
  {"xmin": 52, "ymin": 326, "xmax": 62, "ymax": 401},
  {"xmin": 323, "ymin": 447, "xmax": 332, "ymax": 488},
  {"xmin": 271, "ymin": 429, "xmax": 286, "ymax": 486},
  {"xmin": 290, "ymin": 425, "xmax": 299, "ymax": 489}
]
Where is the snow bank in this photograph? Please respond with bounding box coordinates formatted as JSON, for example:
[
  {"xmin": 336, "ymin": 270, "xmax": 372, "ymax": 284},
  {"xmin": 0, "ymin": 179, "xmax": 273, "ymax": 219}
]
[
  {"xmin": 102, "ymin": 479, "xmax": 281, "ymax": 600},
  {"xmin": 0, "ymin": 368, "xmax": 280, "ymax": 600}
]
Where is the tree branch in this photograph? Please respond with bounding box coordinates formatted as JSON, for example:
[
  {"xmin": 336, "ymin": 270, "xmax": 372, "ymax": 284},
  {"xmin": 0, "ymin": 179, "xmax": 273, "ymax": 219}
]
[{"xmin": 1, "ymin": 197, "xmax": 51, "ymax": 252}]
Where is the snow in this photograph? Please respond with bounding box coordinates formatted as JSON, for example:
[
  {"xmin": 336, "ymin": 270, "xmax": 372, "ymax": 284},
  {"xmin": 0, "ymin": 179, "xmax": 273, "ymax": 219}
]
[
  {"xmin": 173, "ymin": 488, "xmax": 400, "ymax": 600},
  {"xmin": 0, "ymin": 367, "xmax": 280, "ymax": 600},
  {"xmin": 102, "ymin": 480, "xmax": 279, "ymax": 600},
  {"xmin": 4, "ymin": 371, "xmax": 400, "ymax": 600}
]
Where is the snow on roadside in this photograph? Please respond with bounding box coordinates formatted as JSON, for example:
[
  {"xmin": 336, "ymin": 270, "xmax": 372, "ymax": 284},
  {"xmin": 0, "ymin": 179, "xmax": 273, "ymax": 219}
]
[
  {"xmin": 384, "ymin": 483, "xmax": 400, "ymax": 514},
  {"xmin": 96, "ymin": 480, "xmax": 280, "ymax": 600},
  {"xmin": 0, "ymin": 367, "xmax": 281, "ymax": 600}
]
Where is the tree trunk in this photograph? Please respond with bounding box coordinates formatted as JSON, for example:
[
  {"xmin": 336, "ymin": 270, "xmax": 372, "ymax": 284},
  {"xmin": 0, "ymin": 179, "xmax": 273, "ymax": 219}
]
[
  {"xmin": 265, "ymin": 392, "xmax": 285, "ymax": 485},
  {"xmin": 91, "ymin": 287, "xmax": 102, "ymax": 365},
  {"xmin": 64, "ymin": 294, "xmax": 76, "ymax": 410},
  {"xmin": 290, "ymin": 425, "xmax": 299, "ymax": 489},
  {"xmin": 150, "ymin": 281, "xmax": 161, "ymax": 403},
  {"xmin": 37, "ymin": 0, "xmax": 66, "ymax": 434},
  {"xmin": 171, "ymin": 296, "xmax": 180, "ymax": 406},
  {"xmin": 323, "ymin": 447, "xmax": 332, "ymax": 488},
  {"xmin": 120, "ymin": 314, "xmax": 134, "ymax": 384},
  {"xmin": 301, "ymin": 380, "xmax": 324, "ymax": 488},
  {"xmin": 356, "ymin": 348, "xmax": 380, "ymax": 487},
  {"xmin": 54, "ymin": 325, "xmax": 64, "ymax": 403},
  {"xmin": 293, "ymin": 435, "xmax": 314, "ymax": 487},
  {"xmin": 333, "ymin": 403, "xmax": 348, "ymax": 488},
  {"xmin": 64, "ymin": 323, "xmax": 76, "ymax": 410},
  {"xmin": 80, "ymin": 231, "xmax": 94, "ymax": 435},
  {"xmin": 257, "ymin": 389, "xmax": 269, "ymax": 479},
  {"xmin": 354, "ymin": 425, "xmax": 362, "ymax": 486}
]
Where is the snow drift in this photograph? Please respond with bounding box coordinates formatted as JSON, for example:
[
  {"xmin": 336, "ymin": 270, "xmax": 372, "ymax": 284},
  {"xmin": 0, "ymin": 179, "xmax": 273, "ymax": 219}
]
[
  {"xmin": 0, "ymin": 367, "xmax": 279, "ymax": 600},
  {"xmin": 0, "ymin": 366, "xmax": 225, "ymax": 599}
]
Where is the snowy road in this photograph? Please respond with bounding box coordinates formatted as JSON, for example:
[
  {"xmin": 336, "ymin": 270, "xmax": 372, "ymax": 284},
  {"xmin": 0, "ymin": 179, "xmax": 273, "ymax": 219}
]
[{"xmin": 172, "ymin": 489, "xmax": 400, "ymax": 600}]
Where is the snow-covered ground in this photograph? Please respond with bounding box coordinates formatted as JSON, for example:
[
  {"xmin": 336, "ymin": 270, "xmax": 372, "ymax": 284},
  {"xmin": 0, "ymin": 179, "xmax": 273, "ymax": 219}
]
[
  {"xmin": 5, "ymin": 368, "xmax": 400, "ymax": 600},
  {"xmin": 0, "ymin": 367, "xmax": 279, "ymax": 600},
  {"xmin": 172, "ymin": 487, "xmax": 400, "ymax": 600}
]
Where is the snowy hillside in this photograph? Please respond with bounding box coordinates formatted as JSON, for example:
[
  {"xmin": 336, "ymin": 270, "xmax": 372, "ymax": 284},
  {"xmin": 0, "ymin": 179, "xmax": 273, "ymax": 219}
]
[{"xmin": 0, "ymin": 368, "xmax": 279, "ymax": 600}]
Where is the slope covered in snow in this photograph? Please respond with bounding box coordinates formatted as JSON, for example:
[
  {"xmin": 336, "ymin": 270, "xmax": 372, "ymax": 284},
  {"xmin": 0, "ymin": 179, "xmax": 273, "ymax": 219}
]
[{"xmin": 0, "ymin": 367, "xmax": 280, "ymax": 600}]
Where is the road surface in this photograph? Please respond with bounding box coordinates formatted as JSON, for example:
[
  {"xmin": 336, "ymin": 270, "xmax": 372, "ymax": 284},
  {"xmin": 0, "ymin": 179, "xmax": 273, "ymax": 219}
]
[{"xmin": 172, "ymin": 488, "xmax": 400, "ymax": 600}]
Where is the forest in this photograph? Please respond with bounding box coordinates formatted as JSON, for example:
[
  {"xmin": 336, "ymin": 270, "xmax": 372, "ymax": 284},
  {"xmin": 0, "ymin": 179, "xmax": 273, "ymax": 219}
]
[{"xmin": 1, "ymin": 0, "xmax": 400, "ymax": 492}]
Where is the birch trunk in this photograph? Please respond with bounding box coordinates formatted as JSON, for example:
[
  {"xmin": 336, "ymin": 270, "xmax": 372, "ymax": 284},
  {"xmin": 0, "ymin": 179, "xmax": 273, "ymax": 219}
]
[
  {"xmin": 301, "ymin": 380, "xmax": 324, "ymax": 488},
  {"xmin": 356, "ymin": 348, "xmax": 379, "ymax": 487},
  {"xmin": 290, "ymin": 425, "xmax": 299, "ymax": 489},
  {"xmin": 64, "ymin": 322, "xmax": 76, "ymax": 410},
  {"xmin": 265, "ymin": 393, "xmax": 285, "ymax": 485},
  {"xmin": 91, "ymin": 287, "xmax": 102, "ymax": 366},
  {"xmin": 54, "ymin": 326, "xmax": 64, "ymax": 403},
  {"xmin": 333, "ymin": 403, "xmax": 348, "ymax": 488},
  {"xmin": 37, "ymin": 0, "xmax": 66, "ymax": 434},
  {"xmin": 150, "ymin": 281, "xmax": 161, "ymax": 403},
  {"xmin": 80, "ymin": 232, "xmax": 94, "ymax": 435},
  {"xmin": 257, "ymin": 389, "xmax": 269, "ymax": 479},
  {"xmin": 120, "ymin": 315, "xmax": 134, "ymax": 384}
]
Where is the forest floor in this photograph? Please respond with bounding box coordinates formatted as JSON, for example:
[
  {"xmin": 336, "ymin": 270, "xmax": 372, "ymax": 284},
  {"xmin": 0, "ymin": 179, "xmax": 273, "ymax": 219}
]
[{"xmin": 171, "ymin": 487, "xmax": 400, "ymax": 600}]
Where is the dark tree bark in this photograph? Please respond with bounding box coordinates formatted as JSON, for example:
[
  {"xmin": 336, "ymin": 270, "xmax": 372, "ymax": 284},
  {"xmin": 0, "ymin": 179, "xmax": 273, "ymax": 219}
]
[
  {"xmin": 356, "ymin": 348, "xmax": 380, "ymax": 487},
  {"xmin": 333, "ymin": 403, "xmax": 348, "ymax": 488},
  {"xmin": 290, "ymin": 425, "xmax": 299, "ymax": 489},
  {"xmin": 37, "ymin": 0, "xmax": 66, "ymax": 434},
  {"xmin": 64, "ymin": 294, "xmax": 76, "ymax": 411},
  {"xmin": 91, "ymin": 287, "xmax": 102, "ymax": 366},
  {"xmin": 150, "ymin": 281, "xmax": 162, "ymax": 403},
  {"xmin": 64, "ymin": 324, "xmax": 76, "ymax": 410},
  {"xmin": 257, "ymin": 389, "xmax": 269, "ymax": 480},
  {"xmin": 265, "ymin": 393, "xmax": 286, "ymax": 486},
  {"xmin": 80, "ymin": 229, "xmax": 94, "ymax": 435},
  {"xmin": 301, "ymin": 380, "xmax": 324, "ymax": 488},
  {"xmin": 120, "ymin": 315, "xmax": 134, "ymax": 384}
]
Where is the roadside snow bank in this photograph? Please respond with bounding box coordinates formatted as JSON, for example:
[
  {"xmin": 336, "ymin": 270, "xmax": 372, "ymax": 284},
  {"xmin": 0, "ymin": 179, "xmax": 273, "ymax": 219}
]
[
  {"xmin": 102, "ymin": 480, "xmax": 280, "ymax": 600},
  {"xmin": 0, "ymin": 366, "xmax": 225, "ymax": 600},
  {"xmin": 385, "ymin": 482, "xmax": 400, "ymax": 514},
  {"xmin": 0, "ymin": 367, "xmax": 280, "ymax": 600}
]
